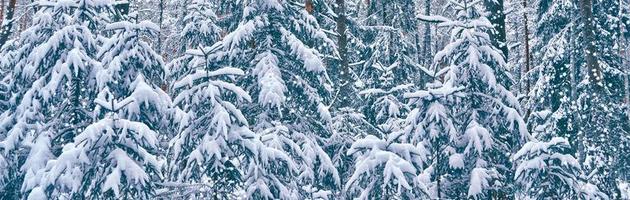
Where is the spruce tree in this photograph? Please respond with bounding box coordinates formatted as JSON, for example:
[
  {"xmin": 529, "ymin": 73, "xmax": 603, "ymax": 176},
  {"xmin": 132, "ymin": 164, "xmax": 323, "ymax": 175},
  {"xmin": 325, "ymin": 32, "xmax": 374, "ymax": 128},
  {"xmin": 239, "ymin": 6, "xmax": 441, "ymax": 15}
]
[
  {"xmin": 23, "ymin": 15, "xmax": 171, "ymax": 199},
  {"xmin": 0, "ymin": 0, "xmax": 115, "ymax": 198},
  {"xmin": 173, "ymin": 0, "xmax": 340, "ymax": 198},
  {"xmin": 406, "ymin": 0, "xmax": 529, "ymax": 198},
  {"xmin": 345, "ymin": 132, "xmax": 429, "ymax": 199},
  {"xmin": 167, "ymin": 41, "xmax": 255, "ymax": 199}
]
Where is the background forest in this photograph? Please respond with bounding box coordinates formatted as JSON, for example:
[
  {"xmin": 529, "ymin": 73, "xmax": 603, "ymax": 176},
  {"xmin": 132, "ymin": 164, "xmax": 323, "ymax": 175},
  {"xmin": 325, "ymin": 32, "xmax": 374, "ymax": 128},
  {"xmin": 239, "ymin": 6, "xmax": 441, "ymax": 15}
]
[{"xmin": 0, "ymin": 0, "xmax": 629, "ymax": 199}]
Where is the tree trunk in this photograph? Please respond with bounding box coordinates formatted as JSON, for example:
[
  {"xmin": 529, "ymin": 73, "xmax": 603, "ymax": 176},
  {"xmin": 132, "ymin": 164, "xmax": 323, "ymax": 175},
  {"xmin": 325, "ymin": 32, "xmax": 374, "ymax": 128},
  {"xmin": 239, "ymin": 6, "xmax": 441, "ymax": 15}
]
[
  {"xmin": 1, "ymin": 0, "xmax": 5, "ymax": 25},
  {"xmin": 625, "ymin": 39, "xmax": 629, "ymax": 107},
  {"xmin": 621, "ymin": 1, "xmax": 629, "ymax": 107},
  {"xmin": 569, "ymin": 14, "xmax": 580, "ymax": 153},
  {"xmin": 157, "ymin": 0, "xmax": 165, "ymax": 54},
  {"xmin": 579, "ymin": 0, "xmax": 603, "ymax": 85},
  {"xmin": 0, "ymin": 0, "xmax": 16, "ymax": 47},
  {"xmin": 336, "ymin": 0, "xmax": 353, "ymax": 108},
  {"xmin": 422, "ymin": 0, "xmax": 431, "ymax": 65},
  {"xmin": 484, "ymin": 0, "xmax": 509, "ymax": 59},
  {"xmin": 522, "ymin": 0, "xmax": 531, "ymax": 95}
]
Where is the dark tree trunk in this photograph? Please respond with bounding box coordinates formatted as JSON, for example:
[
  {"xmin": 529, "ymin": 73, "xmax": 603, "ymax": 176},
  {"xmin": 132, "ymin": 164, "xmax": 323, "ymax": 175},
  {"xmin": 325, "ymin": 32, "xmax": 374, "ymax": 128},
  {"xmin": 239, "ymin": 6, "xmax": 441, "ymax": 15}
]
[
  {"xmin": 0, "ymin": 0, "xmax": 16, "ymax": 47},
  {"xmin": 157, "ymin": 0, "xmax": 165, "ymax": 54},
  {"xmin": 336, "ymin": 0, "xmax": 354, "ymax": 108},
  {"xmin": 579, "ymin": 0, "xmax": 603, "ymax": 85},
  {"xmin": 522, "ymin": 0, "xmax": 531, "ymax": 95},
  {"xmin": 483, "ymin": 0, "xmax": 509, "ymax": 59},
  {"xmin": 1, "ymin": 0, "xmax": 5, "ymax": 25},
  {"xmin": 422, "ymin": 0, "xmax": 431, "ymax": 65}
]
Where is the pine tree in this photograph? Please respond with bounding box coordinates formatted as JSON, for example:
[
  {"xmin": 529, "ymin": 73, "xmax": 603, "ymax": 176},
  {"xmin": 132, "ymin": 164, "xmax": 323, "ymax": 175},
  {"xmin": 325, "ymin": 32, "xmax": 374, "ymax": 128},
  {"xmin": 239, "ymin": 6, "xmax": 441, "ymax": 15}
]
[
  {"xmin": 403, "ymin": 82, "xmax": 464, "ymax": 198},
  {"xmin": 576, "ymin": 0, "xmax": 628, "ymax": 197},
  {"xmin": 358, "ymin": 0, "xmax": 425, "ymax": 88},
  {"xmin": 0, "ymin": 1, "xmax": 117, "ymax": 198},
  {"xmin": 407, "ymin": 0, "xmax": 529, "ymax": 198},
  {"xmin": 180, "ymin": 0, "xmax": 222, "ymax": 49},
  {"xmin": 206, "ymin": 0, "xmax": 340, "ymax": 198},
  {"xmin": 166, "ymin": 46, "xmax": 255, "ymax": 198},
  {"xmin": 26, "ymin": 89, "xmax": 163, "ymax": 199},
  {"xmin": 345, "ymin": 132, "xmax": 429, "ymax": 199},
  {"xmin": 513, "ymin": 110, "xmax": 582, "ymax": 198},
  {"xmin": 214, "ymin": 0, "xmax": 245, "ymax": 32},
  {"xmin": 526, "ymin": 0, "xmax": 577, "ymax": 147},
  {"xmin": 22, "ymin": 15, "xmax": 171, "ymax": 199},
  {"xmin": 359, "ymin": 84, "xmax": 412, "ymax": 137}
]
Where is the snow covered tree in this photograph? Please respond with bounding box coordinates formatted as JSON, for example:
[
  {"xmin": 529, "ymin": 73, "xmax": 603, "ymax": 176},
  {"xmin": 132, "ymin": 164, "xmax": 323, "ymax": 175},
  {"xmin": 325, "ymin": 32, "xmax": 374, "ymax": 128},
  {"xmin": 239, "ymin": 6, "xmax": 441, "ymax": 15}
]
[
  {"xmin": 513, "ymin": 109, "xmax": 610, "ymax": 199},
  {"xmin": 482, "ymin": 0, "xmax": 509, "ymax": 59},
  {"xmin": 21, "ymin": 14, "xmax": 171, "ymax": 199},
  {"xmin": 529, "ymin": 0, "xmax": 629, "ymax": 197},
  {"xmin": 25, "ymin": 90, "xmax": 163, "ymax": 199},
  {"xmin": 180, "ymin": 0, "xmax": 222, "ymax": 49},
  {"xmin": 207, "ymin": 0, "xmax": 340, "ymax": 198},
  {"xmin": 0, "ymin": 0, "xmax": 17, "ymax": 47},
  {"xmin": 166, "ymin": 48, "xmax": 255, "ymax": 198},
  {"xmin": 345, "ymin": 132, "xmax": 428, "ymax": 199},
  {"xmin": 0, "ymin": 0, "xmax": 118, "ymax": 198},
  {"xmin": 513, "ymin": 110, "xmax": 582, "ymax": 199},
  {"xmin": 525, "ymin": 0, "xmax": 577, "ymax": 146},
  {"xmin": 357, "ymin": 0, "xmax": 426, "ymax": 88},
  {"xmin": 407, "ymin": 0, "xmax": 529, "ymax": 198},
  {"xmin": 576, "ymin": 0, "xmax": 628, "ymax": 197},
  {"xmin": 359, "ymin": 84, "xmax": 413, "ymax": 138},
  {"xmin": 342, "ymin": 84, "xmax": 422, "ymax": 199},
  {"xmin": 403, "ymin": 82, "xmax": 464, "ymax": 198},
  {"xmin": 513, "ymin": 135, "xmax": 581, "ymax": 198},
  {"xmin": 214, "ymin": 0, "xmax": 245, "ymax": 32},
  {"xmin": 96, "ymin": 19, "xmax": 171, "ymax": 131},
  {"xmin": 0, "ymin": 0, "xmax": 628, "ymax": 199}
]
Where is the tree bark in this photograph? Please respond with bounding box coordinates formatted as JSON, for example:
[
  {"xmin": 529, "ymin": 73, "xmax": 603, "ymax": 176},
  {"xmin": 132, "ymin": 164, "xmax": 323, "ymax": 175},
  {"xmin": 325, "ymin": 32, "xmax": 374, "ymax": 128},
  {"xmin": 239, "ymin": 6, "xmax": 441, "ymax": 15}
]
[
  {"xmin": 621, "ymin": 0, "xmax": 629, "ymax": 106},
  {"xmin": 484, "ymin": 0, "xmax": 509, "ymax": 60},
  {"xmin": 579, "ymin": 0, "xmax": 603, "ymax": 86},
  {"xmin": 157, "ymin": 0, "xmax": 165, "ymax": 54},
  {"xmin": 336, "ymin": 0, "xmax": 354, "ymax": 108},
  {"xmin": 625, "ymin": 38, "xmax": 629, "ymax": 107},
  {"xmin": 0, "ymin": 0, "xmax": 16, "ymax": 47},
  {"xmin": 422, "ymin": 0, "xmax": 431, "ymax": 65},
  {"xmin": 1, "ymin": 0, "xmax": 5, "ymax": 25},
  {"xmin": 522, "ymin": 0, "xmax": 531, "ymax": 95}
]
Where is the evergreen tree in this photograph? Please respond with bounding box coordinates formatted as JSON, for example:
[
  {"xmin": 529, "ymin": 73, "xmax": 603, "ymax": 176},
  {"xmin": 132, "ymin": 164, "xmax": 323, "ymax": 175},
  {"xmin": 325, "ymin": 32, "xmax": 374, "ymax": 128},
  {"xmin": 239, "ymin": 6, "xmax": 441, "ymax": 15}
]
[
  {"xmin": 513, "ymin": 110, "xmax": 582, "ymax": 198},
  {"xmin": 357, "ymin": 0, "xmax": 426, "ymax": 88},
  {"xmin": 180, "ymin": 0, "xmax": 222, "ymax": 49},
  {"xmin": 576, "ymin": 0, "xmax": 628, "ymax": 197},
  {"xmin": 406, "ymin": 0, "xmax": 529, "ymax": 198},
  {"xmin": 26, "ymin": 89, "xmax": 163, "ymax": 199},
  {"xmin": 345, "ymin": 132, "xmax": 429, "ymax": 199},
  {"xmin": 23, "ymin": 16, "xmax": 171, "ymax": 199},
  {"xmin": 0, "ymin": 0, "xmax": 116, "ymax": 198},
  {"xmin": 167, "ymin": 46, "xmax": 256, "ymax": 198},
  {"xmin": 207, "ymin": 0, "xmax": 340, "ymax": 198},
  {"xmin": 403, "ymin": 82, "xmax": 464, "ymax": 198}
]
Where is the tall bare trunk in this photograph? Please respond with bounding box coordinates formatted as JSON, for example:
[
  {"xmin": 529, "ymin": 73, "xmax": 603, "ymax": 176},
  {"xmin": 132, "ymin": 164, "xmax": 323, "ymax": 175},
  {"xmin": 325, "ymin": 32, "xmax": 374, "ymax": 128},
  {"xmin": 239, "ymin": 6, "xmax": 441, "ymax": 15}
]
[
  {"xmin": 484, "ymin": 0, "xmax": 509, "ymax": 59},
  {"xmin": 621, "ymin": 0, "xmax": 629, "ymax": 107},
  {"xmin": 422, "ymin": 0, "xmax": 431, "ymax": 65},
  {"xmin": 522, "ymin": 0, "xmax": 531, "ymax": 95},
  {"xmin": 625, "ymin": 39, "xmax": 629, "ymax": 107},
  {"xmin": 336, "ymin": 0, "xmax": 353, "ymax": 108},
  {"xmin": 157, "ymin": 0, "xmax": 165, "ymax": 54},
  {"xmin": 1, "ymin": 0, "xmax": 5, "ymax": 25},
  {"xmin": 568, "ymin": 7, "xmax": 582, "ymax": 161},
  {"xmin": 579, "ymin": 0, "xmax": 603, "ymax": 85},
  {"xmin": 0, "ymin": 0, "xmax": 16, "ymax": 47}
]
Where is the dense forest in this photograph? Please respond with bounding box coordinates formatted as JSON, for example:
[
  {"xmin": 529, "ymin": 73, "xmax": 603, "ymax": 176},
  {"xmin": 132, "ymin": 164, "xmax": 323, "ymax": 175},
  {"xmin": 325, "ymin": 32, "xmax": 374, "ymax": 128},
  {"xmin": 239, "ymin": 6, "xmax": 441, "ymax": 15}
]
[{"xmin": 0, "ymin": 0, "xmax": 629, "ymax": 199}]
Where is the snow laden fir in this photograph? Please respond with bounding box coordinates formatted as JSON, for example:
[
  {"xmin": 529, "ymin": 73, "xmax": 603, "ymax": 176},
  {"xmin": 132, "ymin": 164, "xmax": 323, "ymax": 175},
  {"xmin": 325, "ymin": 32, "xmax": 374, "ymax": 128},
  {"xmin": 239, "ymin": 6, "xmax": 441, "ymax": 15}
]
[{"xmin": 0, "ymin": 0, "xmax": 628, "ymax": 199}]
